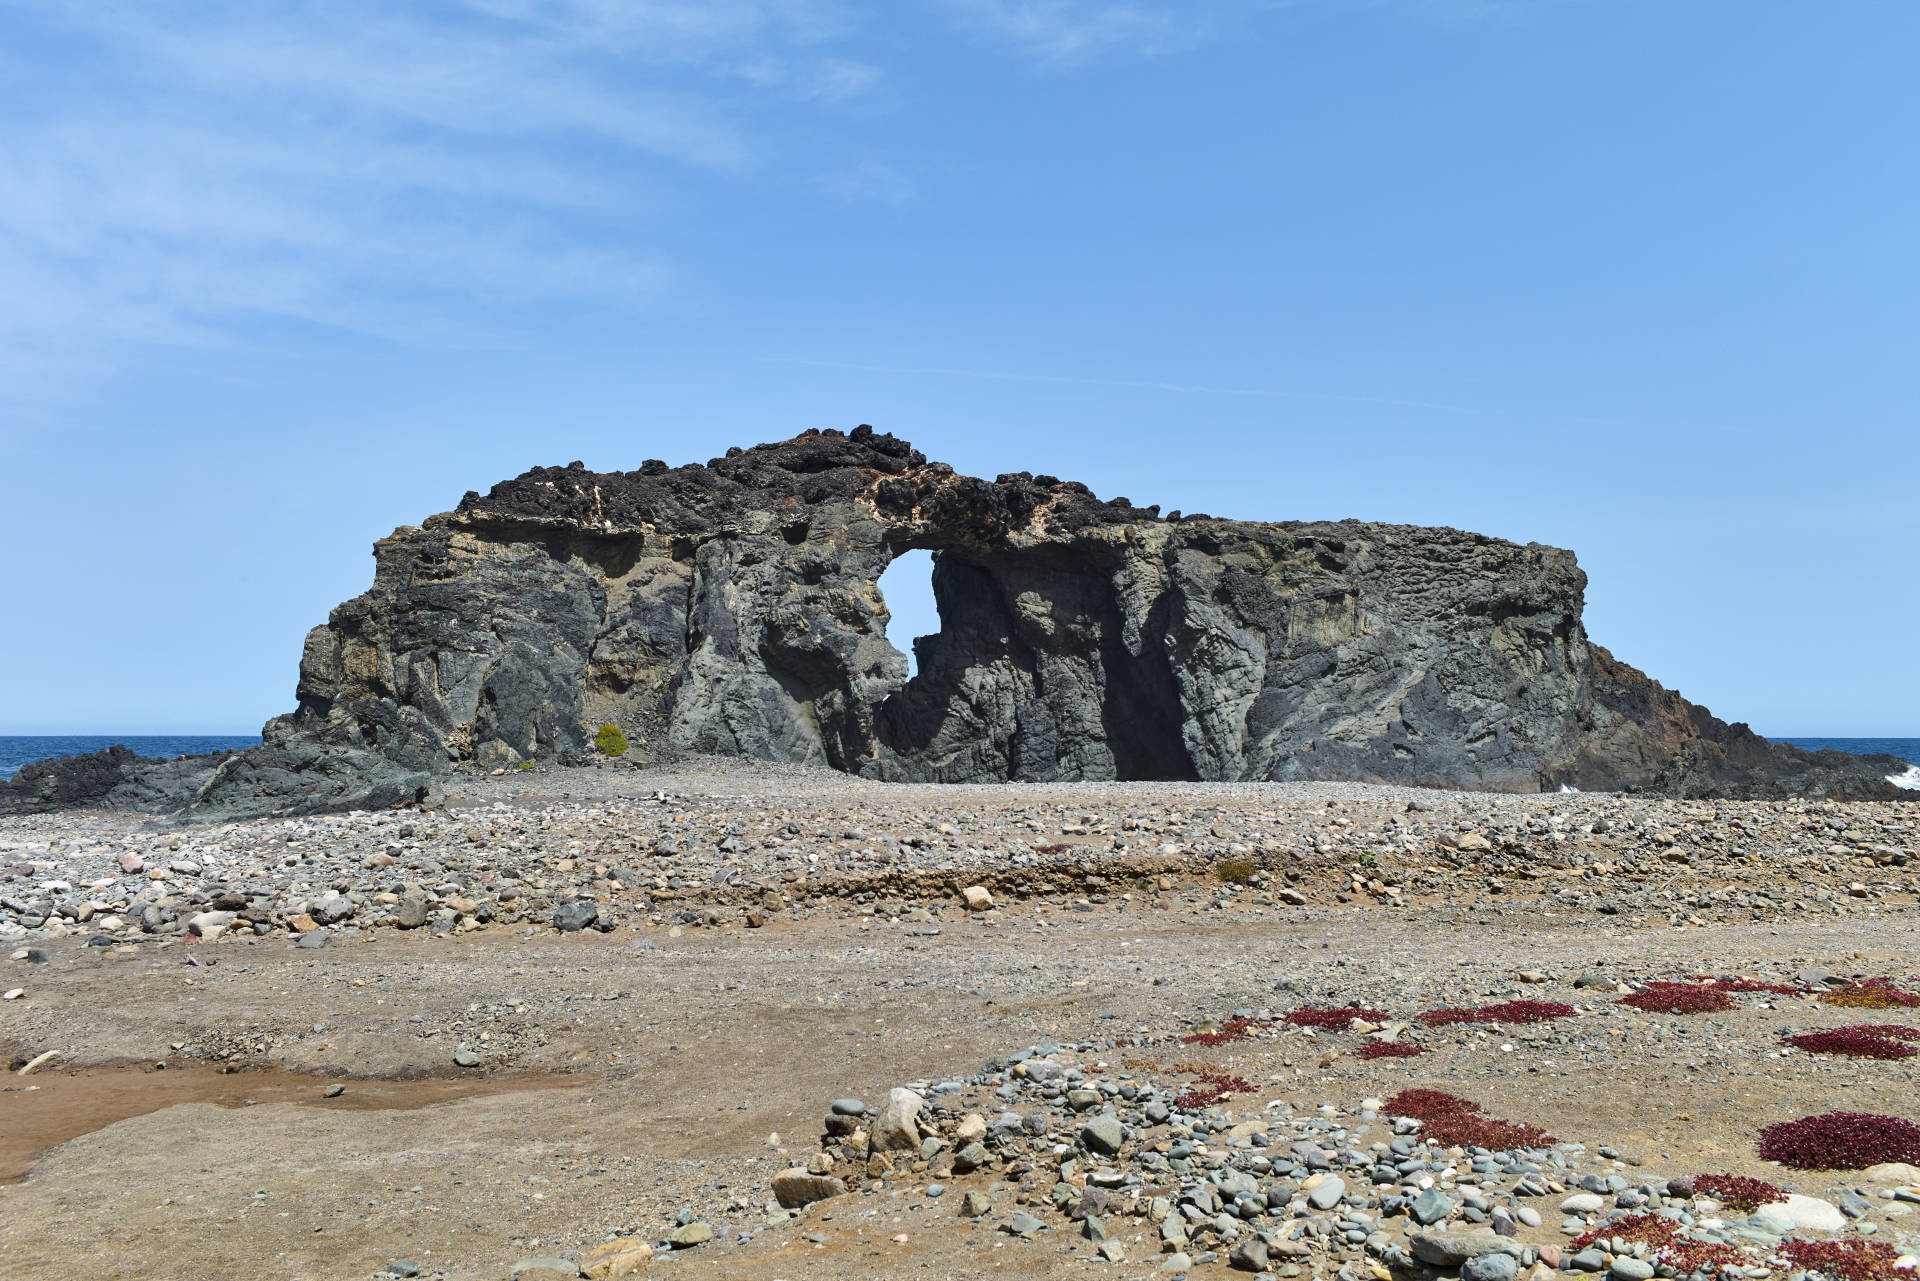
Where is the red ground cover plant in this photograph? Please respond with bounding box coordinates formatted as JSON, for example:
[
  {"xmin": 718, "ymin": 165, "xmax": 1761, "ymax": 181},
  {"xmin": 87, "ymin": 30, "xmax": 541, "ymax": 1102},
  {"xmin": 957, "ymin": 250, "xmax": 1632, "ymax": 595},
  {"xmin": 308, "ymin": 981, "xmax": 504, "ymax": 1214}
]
[
  {"xmin": 1172, "ymin": 1069, "xmax": 1257, "ymax": 1110},
  {"xmin": 1831, "ymin": 1024, "xmax": 1920, "ymax": 1041},
  {"xmin": 1756, "ymin": 1111, "xmax": 1920, "ymax": 1169},
  {"xmin": 1581, "ymin": 1195, "xmax": 1778, "ymax": 1278},
  {"xmin": 1285, "ymin": 1006, "xmax": 1390, "ymax": 1030},
  {"xmin": 1383, "ymin": 1089, "xmax": 1556, "ymax": 1150},
  {"xmin": 1658, "ymin": 1242, "xmax": 1750, "ymax": 1277},
  {"xmin": 1690, "ymin": 1173, "xmax": 1785, "ymax": 1213},
  {"xmin": 1687, "ymin": 975, "xmax": 1805, "ymax": 995},
  {"xmin": 1784, "ymin": 1029, "xmax": 1919, "ymax": 1060},
  {"xmin": 1617, "ymin": 982, "xmax": 1737, "ymax": 1014},
  {"xmin": 1821, "ymin": 980, "xmax": 1920, "ymax": 1010},
  {"xmin": 1387, "ymin": 1088, "xmax": 1475, "ymax": 1117},
  {"xmin": 1418, "ymin": 1000, "xmax": 1576, "ymax": 1026},
  {"xmin": 1780, "ymin": 1239, "xmax": 1908, "ymax": 1281},
  {"xmin": 1355, "ymin": 1041, "xmax": 1428, "ymax": 1060},
  {"xmin": 1569, "ymin": 1213, "xmax": 1677, "ymax": 1251},
  {"xmin": 1179, "ymin": 1015, "xmax": 1272, "ymax": 1046}
]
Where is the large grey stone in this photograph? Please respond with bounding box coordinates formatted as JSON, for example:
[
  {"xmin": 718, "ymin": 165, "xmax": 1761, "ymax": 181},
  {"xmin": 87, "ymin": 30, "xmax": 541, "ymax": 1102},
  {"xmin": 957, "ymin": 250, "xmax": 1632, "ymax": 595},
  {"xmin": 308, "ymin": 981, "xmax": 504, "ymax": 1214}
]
[
  {"xmin": 1409, "ymin": 1231, "xmax": 1522, "ymax": 1269},
  {"xmin": 770, "ymin": 1169, "xmax": 845, "ymax": 1208},
  {"xmin": 394, "ymin": 891, "xmax": 430, "ymax": 929},
  {"xmin": 1081, "ymin": 1115, "xmax": 1125, "ymax": 1156},
  {"xmin": 1307, "ymin": 1176, "xmax": 1346, "ymax": 1210},
  {"xmin": 1230, "ymin": 1240, "xmax": 1269, "ymax": 1272},
  {"xmin": 309, "ymin": 892, "xmax": 355, "ymax": 925},
  {"xmin": 1411, "ymin": 1188, "xmax": 1455, "ymax": 1225},
  {"xmin": 871, "ymin": 1087, "xmax": 924, "ymax": 1152},
  {"xmin": 551, "ymin": 900, "xmax": 598, "ymax": 932},
  {"xmin": 1464, "ymin": 1254, "xmax": 1519, "ymax": 1281},
  {"xmin": 1758, "ymin": 1195, "xmax": 1845, "ymax": 1232}
]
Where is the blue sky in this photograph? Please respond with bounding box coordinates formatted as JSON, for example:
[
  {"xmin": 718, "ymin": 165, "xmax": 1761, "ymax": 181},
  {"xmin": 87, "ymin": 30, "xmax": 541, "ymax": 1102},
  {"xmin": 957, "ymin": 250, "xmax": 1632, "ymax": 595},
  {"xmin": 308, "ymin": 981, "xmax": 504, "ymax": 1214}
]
[{"xmin": 0, "ymin": 0, "xmax": 1914, "ymax": 736}]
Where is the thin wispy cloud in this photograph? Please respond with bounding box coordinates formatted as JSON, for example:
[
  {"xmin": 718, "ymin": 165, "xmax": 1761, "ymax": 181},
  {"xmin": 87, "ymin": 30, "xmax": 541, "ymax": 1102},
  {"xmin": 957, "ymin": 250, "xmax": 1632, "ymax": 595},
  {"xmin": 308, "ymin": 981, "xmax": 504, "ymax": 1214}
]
[
  {"xmin": 0, "ymin": 0, "xmax": 878, "ymax": 402},
  {"xmin": 938, "ymin": 0, "xmax": 1215, "ymax": 63},
  {"xmin": 0, "ymin": 0, "xmax": 1577, "ymax": 406},
  {"xmin": 938, "ymin": 0, "xmax": 1575, "ymax": 64}
]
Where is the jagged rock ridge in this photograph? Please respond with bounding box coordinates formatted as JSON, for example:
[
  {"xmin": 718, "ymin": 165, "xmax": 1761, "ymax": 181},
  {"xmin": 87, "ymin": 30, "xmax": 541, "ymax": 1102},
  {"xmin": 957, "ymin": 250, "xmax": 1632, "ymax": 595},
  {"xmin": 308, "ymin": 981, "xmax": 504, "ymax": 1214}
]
[{"xmin": 5, "ymin": 426, "xmax": 1907, "ymax": 818}]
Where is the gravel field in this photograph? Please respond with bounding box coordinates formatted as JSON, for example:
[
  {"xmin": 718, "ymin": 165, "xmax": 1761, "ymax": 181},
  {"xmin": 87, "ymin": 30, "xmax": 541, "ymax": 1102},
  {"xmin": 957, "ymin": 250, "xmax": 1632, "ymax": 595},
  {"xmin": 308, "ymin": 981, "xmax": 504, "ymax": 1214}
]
[{"xmin": 1, "ymin": 759, "xmax": 1918, "ymax": 1281}]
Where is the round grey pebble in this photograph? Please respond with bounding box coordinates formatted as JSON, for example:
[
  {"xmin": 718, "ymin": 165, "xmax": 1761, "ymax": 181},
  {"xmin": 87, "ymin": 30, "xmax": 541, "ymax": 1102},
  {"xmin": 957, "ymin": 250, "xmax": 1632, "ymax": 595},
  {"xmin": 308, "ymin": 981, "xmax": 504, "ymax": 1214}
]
[{"xmin": 1463, "ymin": 1254, "xmax": 1518, "ymax": 1281}]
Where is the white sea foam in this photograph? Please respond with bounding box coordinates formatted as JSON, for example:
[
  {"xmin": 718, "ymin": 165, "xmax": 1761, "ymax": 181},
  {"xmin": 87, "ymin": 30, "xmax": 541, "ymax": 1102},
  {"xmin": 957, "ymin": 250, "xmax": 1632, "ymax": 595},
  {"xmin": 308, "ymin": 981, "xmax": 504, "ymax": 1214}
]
[
  {"xmin": 1890, "ymin": 766, "xmax": 1920, "ymax": 791},
  {"xmin": 1557, "ymin": 783, "xmax": 1581, "ymax": 794}
]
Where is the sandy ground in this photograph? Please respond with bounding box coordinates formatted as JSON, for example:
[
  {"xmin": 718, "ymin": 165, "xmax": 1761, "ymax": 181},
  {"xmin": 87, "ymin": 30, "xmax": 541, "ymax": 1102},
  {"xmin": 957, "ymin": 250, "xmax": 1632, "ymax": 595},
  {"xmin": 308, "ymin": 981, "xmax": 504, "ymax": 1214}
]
[{"xmin": 1, "ymin": 767, "xmax": 1917, "ymax": 1281}]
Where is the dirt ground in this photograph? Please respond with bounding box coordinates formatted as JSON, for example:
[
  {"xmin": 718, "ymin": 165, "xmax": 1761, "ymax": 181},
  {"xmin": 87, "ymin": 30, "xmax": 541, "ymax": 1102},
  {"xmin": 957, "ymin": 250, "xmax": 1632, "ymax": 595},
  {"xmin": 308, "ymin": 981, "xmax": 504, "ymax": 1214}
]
[{"xmin": 2, "ymin": 772, "xmax": 1917, "ymax": 1281}]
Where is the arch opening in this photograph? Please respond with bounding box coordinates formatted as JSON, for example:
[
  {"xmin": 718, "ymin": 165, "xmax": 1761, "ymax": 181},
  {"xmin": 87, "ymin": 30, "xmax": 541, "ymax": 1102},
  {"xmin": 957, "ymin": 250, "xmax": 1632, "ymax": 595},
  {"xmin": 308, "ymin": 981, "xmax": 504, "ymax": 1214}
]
[{"xmin": 876, "ymin": 547, "xmax": 940, "ymax": 679}]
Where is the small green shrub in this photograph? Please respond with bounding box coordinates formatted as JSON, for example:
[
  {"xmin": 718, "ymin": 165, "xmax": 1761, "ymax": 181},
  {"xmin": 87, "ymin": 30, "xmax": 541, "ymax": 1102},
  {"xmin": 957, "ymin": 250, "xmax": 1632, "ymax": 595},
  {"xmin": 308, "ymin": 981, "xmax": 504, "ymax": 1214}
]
[
  {"xmin": 1358, "ymin": 850, "xmax": 1379, "ymax": 868},
  {"xmin": 1216, "ymin": 858, "xmax": 1257, "ymax": 885},
  {"xmin": 594, "ymin": 724, "xmax": 629, "ymax": 757}
]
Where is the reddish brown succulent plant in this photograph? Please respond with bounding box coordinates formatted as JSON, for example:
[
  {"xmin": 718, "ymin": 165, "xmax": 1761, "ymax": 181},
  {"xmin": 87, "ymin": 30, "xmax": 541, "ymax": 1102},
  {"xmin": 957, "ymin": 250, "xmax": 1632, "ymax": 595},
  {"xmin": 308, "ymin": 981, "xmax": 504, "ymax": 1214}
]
[
  {"xmin": 1657, "ymin": 1242, "xmax": 1749, "ymax": 1276},
  {"xmin": 1821, "ymin": 979, "xmax": 1920, "ymax": 1010},
  {"xmin": 1284, "ymin": 1006, "xmax": 1390, "ymax": 1030},
  {"xmin": 1757, "ymin": 1111, "xmax": 1920, "ymax": 1169},
  {"xmin": 1686, "ymin": 975, "xmax": 1804, "ymax": 995},
  {"xmin": 1418, "ymin": 999, "xmax": 1576, "ymax": 1026},
  {"xmin": 1831, "ymin": 1023, "xmax": 1920, "ymax": 1041},
  {"xmin": 1383, "ymin": 1088, "xmax": 1554, "ymax": 1150},
  {"xmin": 1172, "ymin": 1068, "xmax": 1256, "ymax": 1109},
  {"xmin": 1617, "ymin": 982, "xmax": 1737, "ymax": 1014},
  {"xmin": 1780, "ymin": 1238, "xmax": 1907, "ymax": 1281},
  {"xmin": 1690, "ymin": 1172, "xmax": 1785, "ymax": 1213},
  {"xmin": 1569, "ymin": 1213, "xmax": 1676, "ymax": 1251},
  {"xmin": 1783, "ymin": 1029, "xmax": 1918, "ymax": 1060}
]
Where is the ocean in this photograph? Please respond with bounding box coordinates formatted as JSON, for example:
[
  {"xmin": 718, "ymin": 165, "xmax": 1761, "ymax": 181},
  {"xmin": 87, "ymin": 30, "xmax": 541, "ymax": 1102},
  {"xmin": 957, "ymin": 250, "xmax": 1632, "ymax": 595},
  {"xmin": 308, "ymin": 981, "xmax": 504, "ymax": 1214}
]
[
  {"xmin": 0, "ymin": 735, "xmax": 263, "ymax": 781},
  {"xmin": 1, "ymin": 734, "xmax": 1916, "ymax": 784},
  {"xmin": 1768, "ymin": 737, "xmax": 1920, "ymax": 790}
]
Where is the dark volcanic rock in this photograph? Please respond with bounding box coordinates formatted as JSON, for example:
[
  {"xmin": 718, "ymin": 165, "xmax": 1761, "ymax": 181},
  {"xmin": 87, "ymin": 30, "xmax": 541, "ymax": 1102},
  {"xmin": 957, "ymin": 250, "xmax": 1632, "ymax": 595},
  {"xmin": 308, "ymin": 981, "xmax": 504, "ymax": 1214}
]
[
  {"xmin": 0, "ymin": 725, "xmax": 440, "ymax": 823},
  {"xmin": 266, "ymin": 426, "xmax": 1905, "ymax": 799},
  {"xmin": 6, "ymin": 426, "xmax": 1906, "ymax": 815},
  {"xmin": 1, "ymin": 744, "xmax": 153, "ymax": 810}
]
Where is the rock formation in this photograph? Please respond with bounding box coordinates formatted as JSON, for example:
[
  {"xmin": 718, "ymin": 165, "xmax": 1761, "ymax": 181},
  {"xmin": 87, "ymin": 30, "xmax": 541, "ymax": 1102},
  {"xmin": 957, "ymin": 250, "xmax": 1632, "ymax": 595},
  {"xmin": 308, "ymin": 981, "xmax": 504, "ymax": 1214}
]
[{"xmin": 5, "ymin": 426, "xmax": 1908, "ymax": 818}]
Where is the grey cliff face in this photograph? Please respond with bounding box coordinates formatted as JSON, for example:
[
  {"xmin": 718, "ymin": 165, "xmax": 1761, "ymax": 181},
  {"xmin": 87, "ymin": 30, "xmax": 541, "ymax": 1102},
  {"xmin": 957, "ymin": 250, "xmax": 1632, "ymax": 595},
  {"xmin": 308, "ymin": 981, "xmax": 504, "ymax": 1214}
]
[
  {"xmin": 256, "ymin": 426, "xmax": 1910, "ymax": 800},
  {"xmin": 6, "ymin": 425, "xmax": 1906, "ymax": 820}
]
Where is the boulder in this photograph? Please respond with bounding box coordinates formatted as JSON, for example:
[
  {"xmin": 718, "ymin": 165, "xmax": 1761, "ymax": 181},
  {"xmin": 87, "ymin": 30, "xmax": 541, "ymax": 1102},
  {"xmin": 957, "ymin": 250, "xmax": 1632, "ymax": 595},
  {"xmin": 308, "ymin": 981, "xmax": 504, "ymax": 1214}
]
[
  {"xmin": 580, "ymin": 1240, "xmax": 651, "ymax": 1280},
  {"xmin": 552, "ymin": 900, "xmax": 598, "ymax": 932},
  {"xmin": 871, "ymin": 1087, "xmax": 924, "ymax": 1152},
  {"xmin": 187, "ymin": 910, "xmax": 236, "ymax": 941},
  {"xmin": 771, "ymin": 1169, "xmax": 845, "ymax": 1208},
  {"xmin": 1081, "ymin": 1115, "xmax": 1124, "ymax": 1156},
  {"xmin": 1758, "ymin": 1195, "xmax": 1846, "ymax": 1232},
  {"xmin": 1409, "ymin": 1231, "xmax": 1523, "ymax": 1269},
  {"xmin": 394, "ymin": 891, "xmax": 430, "ymax": 929}
]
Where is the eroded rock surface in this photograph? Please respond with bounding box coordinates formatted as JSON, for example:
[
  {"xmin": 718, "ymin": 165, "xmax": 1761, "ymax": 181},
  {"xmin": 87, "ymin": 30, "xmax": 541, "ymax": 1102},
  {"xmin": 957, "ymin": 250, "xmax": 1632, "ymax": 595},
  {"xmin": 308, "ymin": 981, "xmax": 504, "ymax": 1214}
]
[
  {"xmin": 5, "ymin": 426, "xmax": 1906, "ymax": 817},
  {"xmin": 272, "ymin": 426, "xmax": 1899, "ymax": 798}
]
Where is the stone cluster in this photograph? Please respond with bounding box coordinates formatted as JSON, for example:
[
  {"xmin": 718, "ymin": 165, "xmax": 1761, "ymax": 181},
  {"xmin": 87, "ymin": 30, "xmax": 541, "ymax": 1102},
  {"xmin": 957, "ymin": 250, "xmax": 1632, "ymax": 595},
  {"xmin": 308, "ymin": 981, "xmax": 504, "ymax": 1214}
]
[
  {"xmin": 764, "ymin": 1046, "xmax": 1920, "ymax": 1278},
  {"xmin": 1, "ymin": 765, "xmax": 1915, "ymax": 947}
]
